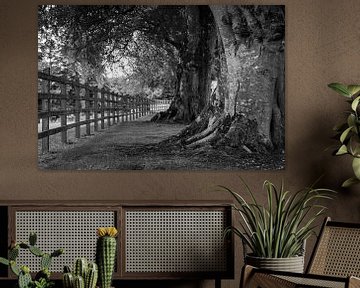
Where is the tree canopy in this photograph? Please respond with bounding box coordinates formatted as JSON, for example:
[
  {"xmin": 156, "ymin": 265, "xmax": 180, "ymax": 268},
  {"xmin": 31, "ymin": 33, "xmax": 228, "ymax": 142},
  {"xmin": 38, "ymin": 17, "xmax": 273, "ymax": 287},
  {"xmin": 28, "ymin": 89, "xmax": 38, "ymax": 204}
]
[{"xmin": 38, "ymin": 5, "xmax": 285, "ymax": 152}]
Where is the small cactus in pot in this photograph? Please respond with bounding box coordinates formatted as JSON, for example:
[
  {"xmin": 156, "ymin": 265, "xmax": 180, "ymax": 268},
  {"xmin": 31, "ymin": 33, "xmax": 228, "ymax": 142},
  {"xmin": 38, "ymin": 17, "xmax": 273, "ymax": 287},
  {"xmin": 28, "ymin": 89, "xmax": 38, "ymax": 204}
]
[
  {"xmin": 62, "ymin": 259, "xmax": 98, "ymax": 288},
  {"xmin": 96, "ymin": 227, "xmax": 118, "ymax": 288}
]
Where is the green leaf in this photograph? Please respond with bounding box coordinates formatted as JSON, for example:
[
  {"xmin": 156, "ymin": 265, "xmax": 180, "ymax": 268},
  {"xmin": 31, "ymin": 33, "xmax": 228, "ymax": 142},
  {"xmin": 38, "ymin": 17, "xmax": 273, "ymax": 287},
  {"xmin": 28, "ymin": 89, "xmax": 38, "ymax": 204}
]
[
  {"xmin": 336, "ymin": 144, "xmax": 348, "ymax": 155},
  {"xmin": 328, "ymin": 83, "xmax": 351, "ymax": 97},
  {"xmin": 347, "ymin": 85, "xmax": 360, "ymax": 97},
  {"xmin": 351, "ymin": 96, "xmax": 360, "ymax": 111},
  {"xmin": 0, "ymin": 257, "xmax": 9, "ymax": 266},
  {"xmin": 349, "ymin": 135, "xmax": 360, "ymax": 156},
  {"xmin": 347, "ymin": 114, "xmax": 356, "ymax": 128},
  {"xmin": 342, "ymin": 177, "xmax": 360, "ymax": 188},
  {"xmin": 352, "ymin": 157, "xmax": 360, "ymax": 179},
  {"xmin": 340, "ymin": 126, "xmax": 353, "ymax": 143},
  {"xmin": 10, "ymin": 261, "xmax": 20, "ymax": 276}
]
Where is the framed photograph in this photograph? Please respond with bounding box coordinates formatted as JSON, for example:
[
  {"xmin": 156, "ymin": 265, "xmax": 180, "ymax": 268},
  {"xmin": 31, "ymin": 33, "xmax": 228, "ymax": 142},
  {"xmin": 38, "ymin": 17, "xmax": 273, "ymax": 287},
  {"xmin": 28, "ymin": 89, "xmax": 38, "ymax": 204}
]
[{"xmin": 37, "ymin": 5, "xmax": 285, "ymax": 170}]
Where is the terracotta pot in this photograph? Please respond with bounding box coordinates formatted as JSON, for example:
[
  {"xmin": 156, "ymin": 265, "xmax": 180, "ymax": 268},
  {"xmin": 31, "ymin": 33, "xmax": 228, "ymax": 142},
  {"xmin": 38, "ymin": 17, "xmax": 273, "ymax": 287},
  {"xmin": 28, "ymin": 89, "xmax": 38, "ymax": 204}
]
[{"xmin": 245, "ymin": 254, "xmax": 305, "ymax": 273}]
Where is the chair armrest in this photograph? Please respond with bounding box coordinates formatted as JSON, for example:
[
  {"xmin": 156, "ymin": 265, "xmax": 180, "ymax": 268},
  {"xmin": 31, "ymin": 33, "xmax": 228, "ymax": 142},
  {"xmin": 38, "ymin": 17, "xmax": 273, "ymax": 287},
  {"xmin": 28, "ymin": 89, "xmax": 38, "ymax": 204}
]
[
  {"xmin": 240, "ymin": 265, "xmax": 296, "ymax": 288},
  {"xmin": 240, "ymin": 265, "xmax": 350, "ymax": 288},
  {"xmin": 349, "ymin": 276, "xmax": 360, "ymax": 288}
]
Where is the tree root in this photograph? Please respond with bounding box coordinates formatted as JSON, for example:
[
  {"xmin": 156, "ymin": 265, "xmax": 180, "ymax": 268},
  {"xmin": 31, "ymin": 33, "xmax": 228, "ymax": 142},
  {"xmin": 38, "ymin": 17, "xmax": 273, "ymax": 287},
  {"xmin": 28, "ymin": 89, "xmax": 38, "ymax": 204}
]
[
  {"xmin": 186, "ymin": 128, "xmax": 220, "ymax": 148},
  {"xmin": 184, "ymin": 114, "xmax": 223, "ymax": 145}
]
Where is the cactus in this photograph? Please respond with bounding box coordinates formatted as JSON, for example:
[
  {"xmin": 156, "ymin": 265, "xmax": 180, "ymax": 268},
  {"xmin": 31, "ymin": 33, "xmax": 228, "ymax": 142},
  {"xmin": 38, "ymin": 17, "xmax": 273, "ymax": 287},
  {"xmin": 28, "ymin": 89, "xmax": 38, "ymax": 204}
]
[
  {"xmin": 41, "ymin": 253, "xmax": 52, "ymax": 270},
  {"xmin": 35, "ymin": 268, "xmax": 51, "ymax": 282},
  {"xmin": 0, "ymin": 232, "xmax": 63, "ymax": 288},
  {"xmin": 96, "ymin": 227, "xmax": 118, "ymax": 288},
  {"xmin": 64, "ymin": 265, "xmax": 72, "ymax": 273},
  {"xmin": 73, "ymin": 275, "xmax": 85, "ymax": 288},
  {"xmin": 9, "ymin": 246, "xmax": 19, "ymax": 260},
  {"xmin": 0, "ymin": 257, "xmax": 9, "ymax": 266},
  {"xmin": 63, "ymin": 259, "xmax": 98, "ymax": 288},
  {"xmin": 74, "ymin": 258, "xmax": 87, "ymax": 279},
  {"xmin": 29, "ymin": 232, "xmax": 37, "ymax": 246},
  {"xmin": 51, "ymin": 248, "xmax": 64, "ymax": 258},
  {"xmin": 29, "ymin": 245, "xmax": 44, "ymax": 257},
  {"xmin": 85, "ymin": 263, "xmax": 98, "ymax": 288},
  {"xmin": 10, "ymin": 260, "xmax": 20, "ymax": 276},
  {"xmin": 63, "ymin": 272, "xmax": 74, "ymax": 288},
  {"xmin": 18, "ymin": 267, "xmax": 32, "ymax": 288}
]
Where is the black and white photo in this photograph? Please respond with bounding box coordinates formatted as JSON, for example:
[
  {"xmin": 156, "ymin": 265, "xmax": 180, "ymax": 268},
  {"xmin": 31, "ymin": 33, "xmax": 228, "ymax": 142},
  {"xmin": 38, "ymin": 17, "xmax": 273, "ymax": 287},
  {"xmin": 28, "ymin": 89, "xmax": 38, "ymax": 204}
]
[{"xmin": 38, "ymin": 5, "xmax": 285, "ymax": 170}]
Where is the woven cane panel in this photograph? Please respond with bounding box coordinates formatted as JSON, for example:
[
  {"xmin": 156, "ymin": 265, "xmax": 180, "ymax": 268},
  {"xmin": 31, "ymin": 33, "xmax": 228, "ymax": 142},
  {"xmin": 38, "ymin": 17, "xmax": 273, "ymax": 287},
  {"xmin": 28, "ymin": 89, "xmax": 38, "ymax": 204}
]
[
  {"xmin": 15, "ymin": 211, "xmax": 115, "ymax": 272},
  {"xmin": 310, "ymin": 226, "xmax": 360, "ymax": 277},
  {"xmin": 277, "ymin": 275, "xmax": 345, "ymax": 288},
  {"xmin": 125, "ymin": 210, "xmax": 227, "ymax": 273}
]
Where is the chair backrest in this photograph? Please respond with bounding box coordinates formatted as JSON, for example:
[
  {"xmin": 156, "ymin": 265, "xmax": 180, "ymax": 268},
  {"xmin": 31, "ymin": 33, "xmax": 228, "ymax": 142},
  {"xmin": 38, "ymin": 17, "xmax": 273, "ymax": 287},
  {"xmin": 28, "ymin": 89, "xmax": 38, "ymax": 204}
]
[{"xmin": 307, "ymin": 217, "xmax": 360, "ymax": 277}]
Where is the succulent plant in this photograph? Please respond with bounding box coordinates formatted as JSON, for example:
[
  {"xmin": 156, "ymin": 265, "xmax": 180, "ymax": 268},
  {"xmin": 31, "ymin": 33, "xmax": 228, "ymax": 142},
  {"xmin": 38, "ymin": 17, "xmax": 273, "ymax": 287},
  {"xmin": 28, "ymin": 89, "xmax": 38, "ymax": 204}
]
[
  {"xmin": 73, "ymin": 275, "xmax": 85, "ymax": 288},
  {"xmin": 96, "ymin": 227, "xmax": 118, "ymax": 288},
  {"xmin": 0, "ymin": 232, "xmax": 63, "ymax": 288},
  {"xmin": 85, "ymin": 262, "xmax": 98, "ymax": 288},
  {"xmin": 62, "ymin": 259, "xmax": 98, "ymax": 288}
]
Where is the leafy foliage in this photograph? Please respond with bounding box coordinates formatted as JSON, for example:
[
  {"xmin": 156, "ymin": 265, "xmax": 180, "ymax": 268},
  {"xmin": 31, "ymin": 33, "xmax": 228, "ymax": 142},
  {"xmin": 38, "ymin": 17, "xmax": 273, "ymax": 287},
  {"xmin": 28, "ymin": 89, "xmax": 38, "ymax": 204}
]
[
  {"xmin": 221, "ymin": 178, "xmax": 334, "ymax": 258},
  {"xmin": 38, "ymin": 5, "xmax": 186, "ymax": 94},
  {"xmin": 328, "ymin": 83, "xmax": 360, "ymax": 187}
]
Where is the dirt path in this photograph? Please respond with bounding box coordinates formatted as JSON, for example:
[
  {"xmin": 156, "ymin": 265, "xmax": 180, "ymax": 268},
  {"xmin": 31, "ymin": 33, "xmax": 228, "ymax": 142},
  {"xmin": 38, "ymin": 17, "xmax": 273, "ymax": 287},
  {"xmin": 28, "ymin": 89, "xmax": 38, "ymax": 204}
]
[
  {"xmin": 39, "ymin": 115, "xmax": 186, "ymax": 170},
  {"xmin": 39, "ymin": 114, "xmax": 285, "ymax": 170}
]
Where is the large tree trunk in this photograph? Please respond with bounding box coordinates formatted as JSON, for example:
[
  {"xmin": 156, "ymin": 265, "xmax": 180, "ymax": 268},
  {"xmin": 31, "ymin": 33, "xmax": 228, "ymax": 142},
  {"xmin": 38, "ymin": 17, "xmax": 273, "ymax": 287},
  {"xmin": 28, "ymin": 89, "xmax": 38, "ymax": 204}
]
[
  {"xmin": 156, "ymin": 5, "xmax": 285, "ymax": 152},
  {"xmin": 152, "ymin": 6, "xmax": 216, "ymax": 123},
  {"xmin": 210, "ymin": 5, "xmax": 285, "ymax": 149}
]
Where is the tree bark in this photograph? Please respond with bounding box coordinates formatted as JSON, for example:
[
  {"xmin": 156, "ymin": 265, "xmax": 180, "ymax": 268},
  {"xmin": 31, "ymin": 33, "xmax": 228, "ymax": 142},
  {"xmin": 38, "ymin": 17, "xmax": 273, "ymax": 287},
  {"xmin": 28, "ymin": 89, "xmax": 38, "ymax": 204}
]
[
  {"xmin": 210, "ymin": 5, "xmax": 285, "ymax": 148},
  {"xmin": 152, "ymin": 6, "xmax": 216, "ymax": 124}
]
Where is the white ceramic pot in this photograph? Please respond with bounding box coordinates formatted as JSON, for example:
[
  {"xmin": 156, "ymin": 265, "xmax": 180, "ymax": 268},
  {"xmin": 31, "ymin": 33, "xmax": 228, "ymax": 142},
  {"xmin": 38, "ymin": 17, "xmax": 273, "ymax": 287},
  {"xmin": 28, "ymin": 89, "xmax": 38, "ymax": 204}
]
[{"xmin": 245, "ymin": 254, "xmax": 305, "ymax": 273}]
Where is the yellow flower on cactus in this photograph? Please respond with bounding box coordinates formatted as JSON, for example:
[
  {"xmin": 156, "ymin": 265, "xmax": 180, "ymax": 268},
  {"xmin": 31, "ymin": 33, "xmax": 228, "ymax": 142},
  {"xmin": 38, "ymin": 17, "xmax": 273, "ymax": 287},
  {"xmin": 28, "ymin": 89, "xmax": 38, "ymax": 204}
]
[
  {"xmin": 21, "ymin": 265, "xmax": 30, "ymax": 273},
  {"xmin": 96, "ymin": 227, "xmax": 118, "ymax": 238}
]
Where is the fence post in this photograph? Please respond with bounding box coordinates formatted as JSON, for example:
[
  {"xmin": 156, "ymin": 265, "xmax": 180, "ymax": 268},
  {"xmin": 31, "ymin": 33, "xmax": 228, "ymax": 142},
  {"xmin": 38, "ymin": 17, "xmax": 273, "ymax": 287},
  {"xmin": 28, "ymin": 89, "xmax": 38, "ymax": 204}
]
[
  {"xmin": 94, "ymin": 89, "xmax": 99, "ymax": 132},
  {"xmin": 107, "ymin": 91, "xmax": 111, "ymax": 127},
  {"xmin": 112, "ymin": 93, "xmax": 116, "ymax": 124},
  {"xmin": 126, "ymin": 96, "xmax": 130, "ymax": 122},
  {"xmin": 41, "ymin": 79, "xmax": 50, "ymax": 153},
  {"xmin": 127, "ymin": 96, "xmax": 130, "ymax": 121},
  {"xmin": 131, "ymin": 97, "xmax": 135, "ymax": 121},
  {"xmin": 101, "ymin": 89, "xmax": 105, "ymax": 129},
  {"xmin": 134, "ymin": 96, "xmax": 138, "ymax": 119},
  {"xmin": 85, "ymin": 85, "xmax": 91, "ymax": 136},
  {"xmin": 120, "ymin": 94, "xmax": 124, "ymax": 123},
  {"xmin": 74, "ymin": 84, "xmax": 81, "ymax": 139},
  {"xmin": 60, "ymin": 81, "xmax": 67, "ymax": 144},
  {"xmin": 116, "ymin": 94, "xmax": 120, "ymax": 123}
]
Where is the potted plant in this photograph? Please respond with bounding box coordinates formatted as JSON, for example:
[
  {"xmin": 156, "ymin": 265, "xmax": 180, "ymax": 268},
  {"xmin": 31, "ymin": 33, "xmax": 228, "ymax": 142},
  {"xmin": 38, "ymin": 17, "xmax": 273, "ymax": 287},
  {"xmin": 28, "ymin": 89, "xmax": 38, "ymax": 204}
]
[
  {"xmin": 0, "ymin": 232, "xmax": 63, "ymax": 288},
  {"xmin": 328, "ymin": 83, "xmax": 360, "ymax": 187},
  {"xmin": 62, "ymin": 258, "xmax": 98, "ymax": 288},
  {"xmin": 221, "ymin": 179, "xmax": 334, "ymax": 273}
]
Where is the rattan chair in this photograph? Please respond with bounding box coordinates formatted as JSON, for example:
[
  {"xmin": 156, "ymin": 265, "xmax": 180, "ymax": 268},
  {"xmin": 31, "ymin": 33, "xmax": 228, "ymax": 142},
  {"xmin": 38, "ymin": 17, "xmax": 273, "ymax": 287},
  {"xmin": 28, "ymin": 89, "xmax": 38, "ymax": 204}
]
[{"xmin": 241, "ymin": 217, "xmax": 360, "ymax": 288}]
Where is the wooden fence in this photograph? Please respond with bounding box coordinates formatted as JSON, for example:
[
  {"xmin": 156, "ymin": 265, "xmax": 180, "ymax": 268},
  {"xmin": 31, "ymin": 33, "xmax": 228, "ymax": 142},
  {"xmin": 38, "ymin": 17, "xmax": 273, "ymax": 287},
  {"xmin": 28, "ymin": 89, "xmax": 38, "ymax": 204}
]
[{"xmin": 38, "ymin": 72, "xmax": 171, "ymax": 153}]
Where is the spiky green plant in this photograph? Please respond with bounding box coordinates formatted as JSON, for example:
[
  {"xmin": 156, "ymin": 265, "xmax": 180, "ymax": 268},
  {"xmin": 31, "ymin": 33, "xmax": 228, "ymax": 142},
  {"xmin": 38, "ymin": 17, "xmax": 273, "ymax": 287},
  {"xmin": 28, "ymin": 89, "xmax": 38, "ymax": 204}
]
[
  {"xmin": 328, "ymin": 83, "xmax": 360, "ymax": 187},
  {"xmin": 0, "ymin": 232, "xmax": 63, "ymax": 288},
  {"xmin": 221, "ymin": 179, "xmax": 335, "ymax": 258},
  {"xmin": 62, "ymin": 260, "xmax": 98, "ymax": 288},
  {"xmin": 96, "ymin": 227, "xmax": 118, "ymax": 288}
]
